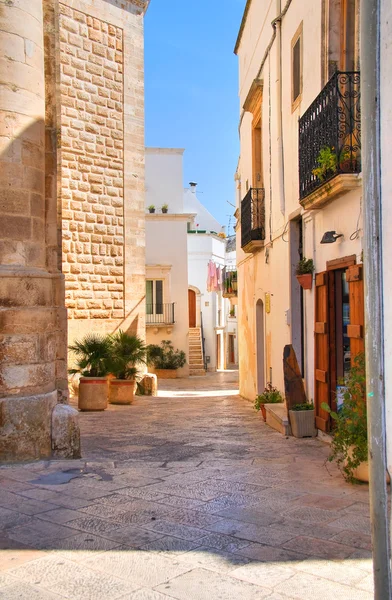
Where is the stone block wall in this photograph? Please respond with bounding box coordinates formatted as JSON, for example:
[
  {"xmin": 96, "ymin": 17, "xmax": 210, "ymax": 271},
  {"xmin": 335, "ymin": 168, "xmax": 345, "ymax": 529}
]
[
  {"xmin": 60, "ymin": 6, "xmax": 125, "ymax": 321},
  {"xmin": 58, "ymin": 0, "xmax": 147, "ymax": 345}
]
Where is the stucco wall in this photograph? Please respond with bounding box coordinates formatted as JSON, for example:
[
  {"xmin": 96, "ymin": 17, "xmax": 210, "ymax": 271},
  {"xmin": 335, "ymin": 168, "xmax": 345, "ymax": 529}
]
[{"xmin": 236, "ymin": 0, "xmax": 363, "ymax": 402}]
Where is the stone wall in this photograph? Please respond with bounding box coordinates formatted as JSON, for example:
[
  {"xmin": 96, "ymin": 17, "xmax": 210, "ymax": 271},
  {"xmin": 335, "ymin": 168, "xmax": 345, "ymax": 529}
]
[
  {"xmin": 58, "ymin": 0, "xmax": 147, "ymax": 346},
  {"xmin": 60, "ymin": 6, "xmax": 125, "ymax": 321}
]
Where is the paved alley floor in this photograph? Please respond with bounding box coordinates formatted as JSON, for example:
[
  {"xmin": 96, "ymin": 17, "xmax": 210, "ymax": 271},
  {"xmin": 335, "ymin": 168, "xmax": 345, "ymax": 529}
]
[{"xmin": 0, "ymin": 371, "xmax": 373, "ymax": 599}]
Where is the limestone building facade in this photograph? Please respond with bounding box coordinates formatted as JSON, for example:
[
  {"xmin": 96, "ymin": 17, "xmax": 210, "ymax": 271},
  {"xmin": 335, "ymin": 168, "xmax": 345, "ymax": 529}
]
[
  {"xmin": 235, "ymin": 0, "xmax": 363, "ymax": 434},
  {"xmin": 0, "ymin": 0, "xmax": 149, "ymax": 461}
]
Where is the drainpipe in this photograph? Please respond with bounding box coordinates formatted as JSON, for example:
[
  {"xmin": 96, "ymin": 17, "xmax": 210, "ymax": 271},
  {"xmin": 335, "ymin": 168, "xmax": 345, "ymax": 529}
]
[
  {"xmin": 275, "ymin": 0, "xmax": 286, "ymax": 215},
  {"xmin": 360, "ymin": 0, "xmax": 391, "ymax": 597}
]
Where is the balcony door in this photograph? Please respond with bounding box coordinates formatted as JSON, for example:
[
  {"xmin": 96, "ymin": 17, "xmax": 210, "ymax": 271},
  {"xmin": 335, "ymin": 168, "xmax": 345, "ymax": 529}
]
[{"xmin": 146, "ymin": 279, "xmax": 163, "ymax": 324}]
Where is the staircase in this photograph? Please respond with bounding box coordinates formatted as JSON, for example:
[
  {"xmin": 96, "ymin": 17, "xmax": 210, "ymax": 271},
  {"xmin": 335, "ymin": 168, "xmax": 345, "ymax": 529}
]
[{"xmin": 188, "ymin": 327, "xmax": 206, "ymax": 376}]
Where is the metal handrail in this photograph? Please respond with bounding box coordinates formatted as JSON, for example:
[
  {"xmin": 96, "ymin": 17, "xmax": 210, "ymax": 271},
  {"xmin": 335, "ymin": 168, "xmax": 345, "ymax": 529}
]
[
  {"xmin": 241, "ymin": 188, "xmax": 266, "ymax": 248},
  {"xmin": 200, "ymin": 311, "xmax": 207, "ymax": 371}
]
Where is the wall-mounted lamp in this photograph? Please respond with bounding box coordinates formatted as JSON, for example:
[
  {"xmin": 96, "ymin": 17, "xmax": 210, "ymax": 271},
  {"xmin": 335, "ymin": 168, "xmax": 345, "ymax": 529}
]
[{"xmin": 320, "ymin": 230, "xmax": 343, "ymax": 244}]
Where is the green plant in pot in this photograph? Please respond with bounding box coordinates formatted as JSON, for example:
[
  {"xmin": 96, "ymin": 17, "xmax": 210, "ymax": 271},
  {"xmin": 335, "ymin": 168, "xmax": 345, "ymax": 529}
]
[
  {"xmin": 108, "ymin": 330, "xmax": 146, "ymax": 405},
  {"xmin": 147, "ymin": 340, "xmax": 186, "ymax": 379},
  {"xmin": 312, "ymin": 146, "xmax": 338, "ymax": 182},
  {"xmin": 161, "ymin": 203, "xmax": 169, "ymax": 213},
  {"xmin": 289, "ymin": 403, "xmax": 316, "ymax": 438},
  {"xmin": 296, "ymin": 257, "xmax": 314, "ymax": 290},
  {"xmin": 148, "ymin": 205, "xmax": 155, "ymax": 213},
  {"xmin": 68, "ymin": 334, "xmax": 112, "ymax": 411},
  {"xmin": 321, "ymin": 353, "xmax": 371, "ymax": 483},
  {"xmin": 254, "ymin": 383, "xmax": 283, "ymax": 422}
]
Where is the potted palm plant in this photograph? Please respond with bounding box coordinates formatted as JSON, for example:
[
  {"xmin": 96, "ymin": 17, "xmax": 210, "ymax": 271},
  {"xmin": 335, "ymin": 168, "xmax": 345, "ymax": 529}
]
[
  {"xmin": 289, "ymin": 403, "xmax": 316, "ymax": 438},
  {"xmin": 254, "ymin": 383, "xmax": 283, "ymax": 422},
  {"xmin": 147, "ymin": 340, "xmax": 186, "ymax": 379},
  {"xmin": 108, "ymin": 330, "xmax": 146, "ymax": 405},
  {"xmin": 296, "ymin": 257, "xmax": 314, "ymax": 290},
  {"xmin": 68, "ymin": 334, "xmax": 112, "ymax": 411}
]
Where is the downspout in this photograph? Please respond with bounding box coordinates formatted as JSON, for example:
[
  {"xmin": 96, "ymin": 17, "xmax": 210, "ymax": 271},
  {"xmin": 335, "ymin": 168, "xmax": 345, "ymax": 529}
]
[
  {"xmin": 360, "ymin": 0, "xmax": 391, "ymax": 597},
  {"xmin": 275, "ymin": 0, "xmax": 286, "ymax": 215}
]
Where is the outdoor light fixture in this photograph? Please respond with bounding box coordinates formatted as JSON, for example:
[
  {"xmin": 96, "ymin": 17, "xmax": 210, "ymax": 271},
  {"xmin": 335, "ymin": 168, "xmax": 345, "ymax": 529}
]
[{"xmin": 320, "ymin": 230, "xmax": 343, "ymax": 244}]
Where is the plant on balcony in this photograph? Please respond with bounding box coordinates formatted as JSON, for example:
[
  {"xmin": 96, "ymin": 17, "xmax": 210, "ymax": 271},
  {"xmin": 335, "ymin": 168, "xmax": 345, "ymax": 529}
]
[
  {"xmin": 312, "ymin": 146, "xmax": 338, "ymax": 182},
  {"xmin": 161, "ymin": 203, "xmax": 169, "ymax": 213},
  {"xmin": 254, "ymin": 383, "xmax": 283, "ymax": 422},
  {"xmin": 229, "ymin": 307, "xmax": 235, "ymax": 318},
  {"xmin": 148, "ymin": 205, "xmax": 155, "ymax": 213},
  {"xmin": 321, "ymin": 353, "xmax": 369, "ymax": 483},
  {"xmin": 107, "ymin": 331, "xmax": 146, "ymax": 405},
  {"xmin": 147, "ymin": 340, "xmax": 186, "ymax": 379},
  {"xmin": 296, "ymin": 257, "xmax": 314, "ymax": 290},
  {"xmin": 68, "ymin": 334, "xmax": 112, "ymax": 411}
]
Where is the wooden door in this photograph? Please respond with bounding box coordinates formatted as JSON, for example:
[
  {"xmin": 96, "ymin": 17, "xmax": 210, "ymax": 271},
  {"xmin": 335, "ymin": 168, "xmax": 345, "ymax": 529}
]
[
  {"xmin": 229, "ymin": 335, "xmax": 235, "ymax": 364},
  {"xmin": 188, "ymin": 289, "xmax": 196, "ymax": 328},
  {"xmin": 346, "ymin": 264, "xmax": 364, "ymax": 359},
  {"xmin": 314, "ymin": 272, "xmax": 331, "ymax": 432}
]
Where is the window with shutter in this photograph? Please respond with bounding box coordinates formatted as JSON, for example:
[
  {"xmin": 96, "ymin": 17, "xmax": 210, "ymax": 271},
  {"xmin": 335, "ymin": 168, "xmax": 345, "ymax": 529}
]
[
  {"xmin": 346, "ymin": 264, "xmax": 364, "ymax": 359},
  {"xmin": 291, "ymin": 23, "xmax": 303, "ymax": 109}
]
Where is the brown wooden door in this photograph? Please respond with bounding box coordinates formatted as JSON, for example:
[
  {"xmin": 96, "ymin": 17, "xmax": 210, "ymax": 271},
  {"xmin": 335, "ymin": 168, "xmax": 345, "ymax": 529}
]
[
  {"xmin": 346, "ymin": 264, "xmax": 364, "ymax": 359},
  {"xmin": 314, "ymin": 272, "xmax": 331, "ymax": 432},
  {"xmin": 229, "ymin": 335, "xmax": 235, "ymax": 364},
  {"xmin": 188, "ymin": 289, "xmax": 196, "ymax": 328}
]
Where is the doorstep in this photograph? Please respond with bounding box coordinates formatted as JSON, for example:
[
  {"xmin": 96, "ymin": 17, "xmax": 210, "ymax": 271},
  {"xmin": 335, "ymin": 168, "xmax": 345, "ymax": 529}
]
[{"xmin": 265, "ymin": 404, "xmax": 292, "ymax": 436}]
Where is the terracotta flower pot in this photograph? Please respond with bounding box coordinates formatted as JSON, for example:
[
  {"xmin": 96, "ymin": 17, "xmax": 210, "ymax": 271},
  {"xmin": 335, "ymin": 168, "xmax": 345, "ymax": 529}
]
[
  {"xmin": 260, "ymin": 405, "xmax": 267, "ymax": 422},
  {"xmin": 296, "ymin": 273, "xmax": 313, "ymax": 290},
  {"xmin": 109, "ymin": 379, "xmax": 135, "ymax": 405},
  {"xmin": 78, "ymin": 377, "xmax": 108, "ymax": 411},
  {"xmin": 154, "ymin": 368, "xmax": 178, "ymax": 379}
]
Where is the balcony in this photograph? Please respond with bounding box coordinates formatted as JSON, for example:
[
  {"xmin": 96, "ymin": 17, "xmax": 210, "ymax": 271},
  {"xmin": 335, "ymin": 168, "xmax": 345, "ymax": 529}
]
[
  {"xmin": 223, "ymin": 268, "xmax": 237, "ymax": 298},
  {"xmin": 146, "ymin": 303, "xmax": 175, "ymax": 326},
  {"xmin": 241, "ymin": 188, "xmax": 265, "ymax": 252},
  {"xmin": 299, "ymin": 71, "xmax": 361, "ymax": 208}
]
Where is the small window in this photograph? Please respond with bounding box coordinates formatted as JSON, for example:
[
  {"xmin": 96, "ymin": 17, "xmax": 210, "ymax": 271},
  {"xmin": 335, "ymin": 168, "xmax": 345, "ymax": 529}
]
[
  {"xmin": 146, "ymin": 280, "xmax": 163, "ymax": 316},
  {"xmin": 292, "ymin": 23, "xmax": 303, "ymax": 109}
]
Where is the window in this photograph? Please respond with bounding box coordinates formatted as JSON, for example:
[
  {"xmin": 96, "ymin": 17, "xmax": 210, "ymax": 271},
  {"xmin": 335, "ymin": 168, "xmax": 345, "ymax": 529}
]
[
  {"xmin": 292, "ymin": 23, "xmax": 303, "ymax": 109},
  {"xmin": 146, "ymin": 280, "xmax": 163, "ymax": 316}
]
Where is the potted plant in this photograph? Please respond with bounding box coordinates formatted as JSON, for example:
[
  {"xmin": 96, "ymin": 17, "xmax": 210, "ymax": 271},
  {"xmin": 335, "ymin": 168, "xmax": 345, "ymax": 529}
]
[
  {"xmin": 108, "ymin": 330, "xmax": 146, "ymax": 405},
  {"xmin": 289, "ymin": 403, "xmax": 316, "ymax": 438},
  {"xmin": 161, "ymin": 203, "xmax": 169, "ymax": 214},
  {"xmin": 231, "ymin": 271, "xmax": 238, "ymax": 292},
  {"xmin": 229, "ymin": 307, "xmax": 235, "ymax": 318},
  {"xmin": 296, "ymin": 257, "xmax": 314, "ymax": 290},
  {"xmin": 68, "ymin": 334, "xmax": 112, "ymax": 411},
  {"xmin": 147, "ymin": 340, "xmax": 186, "ymax": 379},
  {"xmin": 312, "ymin": 146, "xmax": 338, "ymax": 182},
  {"xmin": 148, "ymin": 205, "xmax": 155, "ymax": 214},
  {"xmin": 254, "ymin": 383, "xmax": 283, "ymax": 422},
  {"xmin": 321, "ymin": 353, "xmax": 371, "ymax": 483}
]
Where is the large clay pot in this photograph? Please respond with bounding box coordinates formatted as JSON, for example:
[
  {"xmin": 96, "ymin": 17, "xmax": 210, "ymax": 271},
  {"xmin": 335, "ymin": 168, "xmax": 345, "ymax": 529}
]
[
  {"xmin": 296, "ymin": 273, "xmax": 313, "ymax": 290},
  {"xmin": 78, "ymin": 377, "xmax": 108, "ymax": 411},
  {"xmin": 109, "ymin": 379, "xmax": 135, "ymax": 405},
  {"xmin": 346, "ymin": 448, "xmax": 390, "ymax": 484},
  {"xmin": 154, "ymin": 368, "xmax": 178, "ymax": 379}
]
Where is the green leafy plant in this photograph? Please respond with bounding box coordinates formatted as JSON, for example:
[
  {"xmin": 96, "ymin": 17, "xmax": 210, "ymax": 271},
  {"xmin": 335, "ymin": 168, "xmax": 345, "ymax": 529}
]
[
  {"xmin": 296, "ymin": 257, "xmax": 314, "ymax": 275},
  {"xmin": 108, "ymin": 330, "xmax": 146, "ymax": 380},
  {"xmin": 147, "ymin": 340, "xmax": 186, "ymax": 370},
  {"xmin": 321, "ymin": 353, "xmax": 367, "ymax": 483},
  {"xmin": 147, "ymin": 205, "xmax": 155, "ymax": 212},
  {"xmin": 254, "ymin": 383, "xmax": 283, "ymax": 412},
  {"xmin": 229, "ymin": 307, "xmax": 235, "ymax": 317},
  {"xmin": 312, "ymin": 146, "xmax": 338, "ymax": 182},
  {"xmin": 68, "ymin": 334, "xmax": 112, "ymax": 377},
  {"xmin": 291, "ymin": 403, "xmax": 314, "ymax": 411},
  {"xmin": 161, "ymin": 203, "xmax": 169, "ymax": 213}
]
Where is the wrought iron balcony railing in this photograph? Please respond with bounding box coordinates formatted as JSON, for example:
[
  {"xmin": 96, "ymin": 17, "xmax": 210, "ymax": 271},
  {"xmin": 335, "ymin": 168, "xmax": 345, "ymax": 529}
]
[
  {"xmin": 146, "ymin": 303, "xmax": 175, "ymax": 325},
  {"xmin": 241, "ymin": 187, "xmax": 265, "ymax": 250},
  {"xmin": 299, "ymin": 71, "xmax": 361, "ymax": 200}
]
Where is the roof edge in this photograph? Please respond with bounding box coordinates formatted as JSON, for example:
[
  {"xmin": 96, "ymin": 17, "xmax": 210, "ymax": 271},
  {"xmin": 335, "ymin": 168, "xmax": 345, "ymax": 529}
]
[{"xmin": 234, "ymin": 0, "xmax": 253, "ymax": 55}]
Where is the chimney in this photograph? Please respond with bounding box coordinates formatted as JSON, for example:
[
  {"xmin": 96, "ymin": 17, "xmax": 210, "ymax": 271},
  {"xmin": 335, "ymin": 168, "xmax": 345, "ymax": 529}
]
[{"xmin": 189, "ymin": 182, "xmax": 197, "ymax": 193}]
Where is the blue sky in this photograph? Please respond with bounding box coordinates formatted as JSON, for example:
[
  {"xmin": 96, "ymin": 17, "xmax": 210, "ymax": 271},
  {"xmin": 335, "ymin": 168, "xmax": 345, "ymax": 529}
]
[{"xmin": 144, "ymin": 0, "xmax": 246, "ymax": 233}]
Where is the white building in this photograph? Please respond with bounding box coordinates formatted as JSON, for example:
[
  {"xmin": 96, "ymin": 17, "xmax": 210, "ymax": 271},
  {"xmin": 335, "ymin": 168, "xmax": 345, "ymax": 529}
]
[
  {"xmin": 145, "ymin": 148, "xmax": 193, "ymax": 377},
  {"xmin": 185, "ymin": 185, "xmax": 238, "ymax": 371}
]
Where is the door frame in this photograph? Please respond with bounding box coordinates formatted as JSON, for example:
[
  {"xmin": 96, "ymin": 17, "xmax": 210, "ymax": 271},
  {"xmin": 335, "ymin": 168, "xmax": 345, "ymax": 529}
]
[{"xmin": 188, "ymin": 286, "xmax": 201, "ymax": 328}]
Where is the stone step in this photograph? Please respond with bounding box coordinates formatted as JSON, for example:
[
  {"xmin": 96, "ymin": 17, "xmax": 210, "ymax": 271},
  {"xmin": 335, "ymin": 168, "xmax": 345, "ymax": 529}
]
[
  {"xmin": 189, "ymin": 363, "xmax": 205, "ymax": 369},
  {"xmin": 190, "ymin": 369, "xmax": 206, "ymax": 376}
]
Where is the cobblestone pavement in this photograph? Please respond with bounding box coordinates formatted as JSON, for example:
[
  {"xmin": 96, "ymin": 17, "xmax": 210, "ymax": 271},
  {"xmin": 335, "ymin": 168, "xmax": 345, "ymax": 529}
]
[{"xmin": 0, "ymin": 371, "xmax": 373, "ymax": 599}]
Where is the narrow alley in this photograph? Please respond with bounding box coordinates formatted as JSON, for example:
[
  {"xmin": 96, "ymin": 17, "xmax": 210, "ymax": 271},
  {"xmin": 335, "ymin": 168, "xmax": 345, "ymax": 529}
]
[{"xmin": 0, "ymin": 372, "xmax": 372, "ymax": 599}]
